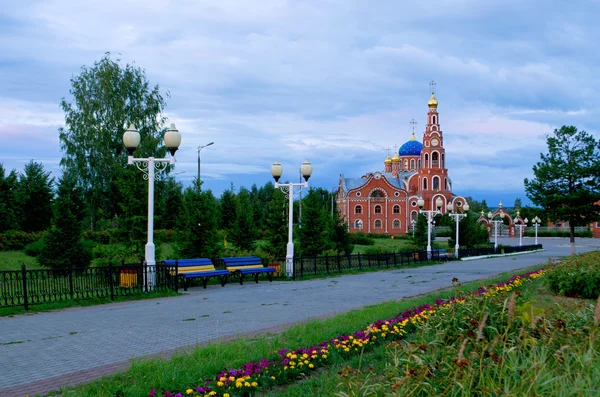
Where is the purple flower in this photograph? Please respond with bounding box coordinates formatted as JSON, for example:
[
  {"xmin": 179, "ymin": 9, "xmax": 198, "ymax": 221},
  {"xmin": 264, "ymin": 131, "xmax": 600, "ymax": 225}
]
[{"xmin": 148, "ymin": 389, "xmax": 156, "ymax": 397}]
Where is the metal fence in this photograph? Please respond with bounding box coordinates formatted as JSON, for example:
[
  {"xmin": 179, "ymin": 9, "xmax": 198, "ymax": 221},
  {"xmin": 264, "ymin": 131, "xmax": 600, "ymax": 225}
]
[
  {"xmin": 283, "ymin": 244, "xmax": 543, "ymax": 280},
  {"xmin": 0, "ymin": 261, "xmax": 178, "ymax": 310}
]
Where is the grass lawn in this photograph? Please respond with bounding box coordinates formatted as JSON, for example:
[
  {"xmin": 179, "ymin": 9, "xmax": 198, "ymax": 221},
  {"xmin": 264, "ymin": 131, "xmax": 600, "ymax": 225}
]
[
  {"xmin": 0, "ymin": 250, "xmax": 41, "ymax": 271},
  {"xmin": 352, "ymin": 236, "xmax": 448, "ymax": 254},
  {"xmin": 50, "ymin": 260, "xmax": 599, "ymax": 397}
]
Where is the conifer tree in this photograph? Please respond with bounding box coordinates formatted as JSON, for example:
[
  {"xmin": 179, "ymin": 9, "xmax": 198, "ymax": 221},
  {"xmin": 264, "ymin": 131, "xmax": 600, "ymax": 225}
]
[
  {"xmin": 298, "ymin": 189, "xmax": 329, "ymax": 256},
  {"xmin": 220, "ymin": 184, "xmax": 237, "ymax": 231},
  {"xmin": 230, "ymin": 187, "xmax": 256, "ymax": 251},
  {"xmin": 265, "ymin": 188, "xmax": 287, "ymax": 257},
  {"xmin": 16, "ymin": 161, "xmax": 55, "ymax": 232},
  {"xmin": 0, "ymin": 163, "xmax": 19, "ymax": 232}
]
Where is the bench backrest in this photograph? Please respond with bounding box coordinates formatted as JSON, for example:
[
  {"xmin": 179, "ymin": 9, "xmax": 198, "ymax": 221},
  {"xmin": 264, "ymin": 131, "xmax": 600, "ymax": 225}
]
[
  {"xmin": 221, "ymin": 256, "xmax": 263, "ymax": 269},
  {"xmin": 162, "ymin": 258, "xmax": 217, "ymax": 274}
]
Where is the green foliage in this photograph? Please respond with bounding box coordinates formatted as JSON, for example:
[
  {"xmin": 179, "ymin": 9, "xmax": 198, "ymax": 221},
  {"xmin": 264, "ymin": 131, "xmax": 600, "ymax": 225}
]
[
  {"xmin": 0, "ymin": 230, "xmax": 44, "ymax": 251},
  {"xmin": 155, "ymin": 178, "xmax": 183, "ymax": 230},
  {"xmin": 349, "ymin": 233, "xmax": 375, "ymax": 245},
  {"xmin": 448, "ymin": 212, "xmax": 490, "ymax": 248},
  {"xmin": 24, "ymin": 236, "xmax": 46, "ymax": 257},
  {"xmin": 92, "ymin": 244, "xmax": 140, "ymax": 266},
  {"xmin": 411, "ymin": 214, "xmax": 430, "ymax": 249},
  {"xmin": 220, "ymin": 184, "xmax": 237, "ymax": 231},
  {"xmin": 38, "ymin": 172, "xmax": 92, "ymax": 269},
  {"xmin": 524, "ymin": 228, "xmax": 592, "ymax": 238},
  {"xmin": 298, "ymin": 189, "xmax": 331, "ymax": 256},
  {"xmin": 81, "ymin": 229, "xmax": 112, "ymax": 244},
  {"xmin": 524, "ymin": 125, "xmax": 600, "ymax": 243},
  {"xmin": 330, "ymin": 210, "xmax": 353, "ymax": 255},
  {"xmin": 230, "ymin": 187, "xmax": 257, "ymax": 251},
  {"xmin": 545, "ymin": 252, "xmax": 600, "ymax": 299},
  {"xmin": 59, "ymin": 52, "xmax": 169, "ymax": 229},
  {"xmin": 0, "ymin": 163, "xmax": 19, "ymax": 232},
  {"xmin": 264, "ymin": 188, "xmax": 288, "ymax": 257},
  {"xmin": 15, "ymin": 161, "xmax": 55, "ymax": 232},
  {"xmin": 176, "ymin": 181, "xmax": 221, "ymax": 259}
]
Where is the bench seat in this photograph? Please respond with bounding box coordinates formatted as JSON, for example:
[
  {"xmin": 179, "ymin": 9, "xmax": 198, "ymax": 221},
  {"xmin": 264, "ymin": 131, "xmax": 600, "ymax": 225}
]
[
  {"xmin": 221, "ymin": 256, "xmax": 274, "ymax": 285},
  {"xmin": 163, "ymin": 259, "xmax": 229, "ymax": 290}
]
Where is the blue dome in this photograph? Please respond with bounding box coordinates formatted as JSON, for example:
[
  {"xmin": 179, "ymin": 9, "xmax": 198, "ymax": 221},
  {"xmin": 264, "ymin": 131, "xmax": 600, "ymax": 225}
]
[{"xmin": 399, "ymin": 139, "xmax": 422, "ymax": 156}]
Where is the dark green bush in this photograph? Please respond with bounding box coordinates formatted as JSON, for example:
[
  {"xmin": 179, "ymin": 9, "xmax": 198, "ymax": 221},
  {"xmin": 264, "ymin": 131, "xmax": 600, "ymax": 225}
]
[
  {"xmin": 81, "ymin": 229, "xmax": 111, "ymax": 244},
  {"xmin": 0, "ymin": 231, "xmax": 44, "ymax": 251},
  {"xmin": 524, "ymin": 229, "xmax": 592, "ymax": 238},
  {"xmin": 350, "ymin": 233, "xmax": 375, "ymax": 245},
  {"xmin": 545, "ymin": 252, "xmax": 600, "ymax": 299},
  {"xmin": 24, "ymin": 236, "xmax": 46, "ymax": 257},
  {"xmin": 155, "ymin": 229, "xmax": 176, "ymax": 243}
]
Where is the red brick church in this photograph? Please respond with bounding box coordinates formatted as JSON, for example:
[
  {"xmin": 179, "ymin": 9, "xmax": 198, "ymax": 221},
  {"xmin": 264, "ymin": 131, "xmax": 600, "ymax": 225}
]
[{"xmin": 336, "ymin": 83, "xmax": 468, "ymax": 234}]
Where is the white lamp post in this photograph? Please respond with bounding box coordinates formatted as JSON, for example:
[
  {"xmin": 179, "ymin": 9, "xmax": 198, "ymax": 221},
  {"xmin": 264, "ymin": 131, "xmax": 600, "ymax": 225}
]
[
  {"xmin": 123, "ymin": 123, "xmax": 181, "ymax": 289},
  {"xmin": 531, "ymin": 216, "xmax": 541, "ymax": 245},
  {"xmin": 271, "ymin": 160, "xmax": 312, "ymax": 278},
  {"xmin": 447, "ymin": 201, "xmax": 469, "ymax": 259},
  {"xmin": 418, "ymin": 196, "xmax": 443, "ymax": 260},
  {"xmin": 197, "ymin": 142, "xmax": 214, "ymax": 191},
  {"xmin": 516, "ymin": 218, "xmax": 527, "ymax": 247},
  {"xmin": 487, "ymin": 210, "xmax": 506, "ymax": 253}
]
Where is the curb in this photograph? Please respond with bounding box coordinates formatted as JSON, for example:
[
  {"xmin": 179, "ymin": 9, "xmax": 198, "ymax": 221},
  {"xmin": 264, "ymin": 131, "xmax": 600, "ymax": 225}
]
[{"xmin": 460, "ymin": 249, "xmax": 546, "ymax": 261}]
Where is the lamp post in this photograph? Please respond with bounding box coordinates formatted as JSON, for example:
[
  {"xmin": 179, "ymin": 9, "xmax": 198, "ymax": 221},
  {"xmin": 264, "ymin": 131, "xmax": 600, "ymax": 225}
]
[
  {"xmin": 487, "ymin": 210, "xmax": 506, "ymax": 253},
  {"xmin": 531, "ymin": 216, "xmax": 541, "ymax": 245},
  {"xmin": 271, "ymin": 160, "xmax": 313, "ymax": 278},
  {"xmin": 447, "ymin": 201, "xmax": 469, "ymax": 259},
  {"xmin": 516, "ymin": 218, "xmax": 527, "ymax": 247},
  {"xmin": 123, "ymin": 123, "xmax": 181, "ymax": 289},
  {"xmin": 418, "ymin": 196, "xmax": 443, "ymax": 260},
  {"xmin": 197, "ymin": 142, "xmax": 214, "ymax": 191}
]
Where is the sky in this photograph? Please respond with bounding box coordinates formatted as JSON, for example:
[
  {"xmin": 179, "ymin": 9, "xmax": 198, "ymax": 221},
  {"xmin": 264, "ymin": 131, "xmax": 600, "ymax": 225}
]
[{"xmin": 1, "ymin": 0, "xmax": 598, "ymax": 206}]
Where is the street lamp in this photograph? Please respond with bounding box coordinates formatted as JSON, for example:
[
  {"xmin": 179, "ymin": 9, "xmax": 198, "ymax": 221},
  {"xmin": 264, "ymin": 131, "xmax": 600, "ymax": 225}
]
[
  {"xmin": 197, "ymin": 142, "xmax": 214, "ymax": 191},
  {"xmin": 530, "ymin": 216, "xmax": 541, "ymax": 245},
  {"xmin": 516, "ymin": 217, "xmax": 527, "ymax": 247},
  {"xmin": 447, "ymin": 201, "xmax": 469, "ymax": 259},
  {"xmin": 418, "ymin": 196, "xmax": 443, "ymax": 260},
  {"xmin": 487, "ymin": 210, "xmax": 506, "ymax": 253},
  {"xmin": 271, "ymin": 160, "xmax": 313, "ymax": 278},
  {"xmin": 123, "ymin": 123, "xmax": 181, "ymax": 288}
]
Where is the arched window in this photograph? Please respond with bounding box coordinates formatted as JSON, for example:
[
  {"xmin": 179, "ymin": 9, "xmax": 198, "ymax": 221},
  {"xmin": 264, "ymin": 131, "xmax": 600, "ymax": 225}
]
[
  {"xmin": 392, "ymin": 219, "xmax": 400, "ymax": 229},
  {"xmin": 433, "ymin": 176, "xmax": 439, "ymax": 190},
  {"xmin": 423, "ymin": 177, "xmax": 428, "ymax": 190},
  {"xmin": 410, "ymin": 159, "xmax": 415, "ymax": 169},
  {"xmin": 444, "ymin": 177, "xmax": 448, "ymax": 190},
  {"xmin": 425, "ymin": 153, "xmax": 429, "ymax": 167},
  {"xmin": 393, "ymin": 205, "xmax": 400, "ymax": 214},
  {"xmin": 356, "ymin": 219, "xmax": 363, "ymax": 230},
  {"xmin": 374, "ymin": 219, "xmax": 382, "ymax": 229},
  {"xmin": 433, "ymin": 115, "xmax": 437, "ymax": 124},
  {"xmin": 374, "ymin": 205, "xmax": 382, "ymax": 214},
  {"xmin": 442, "ymin": 153, "xmax": 445, "ymax": 168},
  {"xmin": 411, "ymin": 211, "xmax": 418, "ymax": 222},
  {"xmin": 432, "ymin": 152, "xmax": 439, "ymax": 167},
  {"xmin": 355, "ymin": 205, "xmax": 362, "ymax": 214},
  {"xmin": 418, "ymin": 159, "xmax": 421, "ymax": 168},
  {"xmin": 404, "ymin": 159, "xmax": 408, "ymax": 169}
]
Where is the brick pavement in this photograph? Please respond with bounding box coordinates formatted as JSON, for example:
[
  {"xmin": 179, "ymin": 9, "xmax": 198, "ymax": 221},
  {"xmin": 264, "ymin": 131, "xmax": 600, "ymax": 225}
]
[{"xmin": 1, "ymin": 237, "xmax": 598, "ymax": 397}]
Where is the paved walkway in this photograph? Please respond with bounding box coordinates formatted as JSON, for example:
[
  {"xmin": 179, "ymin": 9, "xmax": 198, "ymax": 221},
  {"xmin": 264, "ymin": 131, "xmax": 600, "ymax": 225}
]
[{"xmin": 1, "ymin": 237, "xmax": 599, "ymax": 396}]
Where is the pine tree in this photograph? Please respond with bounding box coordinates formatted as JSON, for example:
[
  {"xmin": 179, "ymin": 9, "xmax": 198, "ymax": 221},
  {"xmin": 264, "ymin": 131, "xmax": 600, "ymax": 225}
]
[
  {"xmin": 330, "ymin": 209, "xmax": 353, "ymax": 254},
  {"xmin": 230, "ymin": 187, "xmax": 257, "ymax": 252},
  {"xmin": 220, "ymin": 184, "xmax": 237, "ymax": 231},
  {"xmin": 176, "ymin": 181, "xmax": 221, "ymax": 259},
  {"xmin": 38, "ymin": 172, "xmax": 91, "ymax": 270},
  {"xmin": 16, "ymin": 161, "xmax": 55, "ymax": 232},
  {"xmin": 411, "ymin": 214, "xmax": 431, "ymax": 250},
  {"xmin": 298, "ymin": 190, "xmax": 328, "ymax": 256},
  {"xmin": 265, "ymin": 188, "xmax": 288, "ymax": 257},
  {"xmin": 0, "ymin": 163, "xmax": 19, "ymax": 232}
]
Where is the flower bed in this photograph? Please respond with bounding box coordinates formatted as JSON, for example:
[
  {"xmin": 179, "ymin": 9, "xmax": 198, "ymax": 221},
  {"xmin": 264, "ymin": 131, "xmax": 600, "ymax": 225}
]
[{"xmin": 151, "ymin": 268, "xmax": 546, "ymax": 397}]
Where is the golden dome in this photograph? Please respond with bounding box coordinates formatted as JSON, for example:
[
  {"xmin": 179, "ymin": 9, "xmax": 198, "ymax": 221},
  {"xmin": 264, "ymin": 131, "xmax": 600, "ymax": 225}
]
[
  {"xmin": 391, "ymin": 153, "xmax": 400, "ymax": 162},
  {"xmin": 410, "ymin": 132, "xmax": 417, "ymax": 141},
  {"xmin": 384, "ymin": 155, "xmax": 392, "ymax": 164},
  {"xmin": 428, "ymin": 93, "xmax": 438, "ymax": 108}
]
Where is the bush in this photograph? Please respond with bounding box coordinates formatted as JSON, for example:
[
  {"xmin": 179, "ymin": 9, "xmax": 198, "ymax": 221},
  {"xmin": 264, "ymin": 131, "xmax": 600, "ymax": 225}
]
[
  {"xmin": 81, "ymin": 229, "xmax": 111, "ymax": 244},
  {"xmin": 524, "ymin": 229, "xmax": 592, "ymax": 238},
  {"xmin": 0, "ymin": 231, "xmax": 44, "ymax": 251},
  {"xmin": 155, "ymin": 229, "xmax": 176, "ymax": 243},
  {"xmin": 24, "ymin": 236, "xmax": 46, "ymax": 257},
  {"xmin": 349, "ymin": 233, "xmax": 375, "ymax": 245},
  {"xmin": 545, "ymin": 252, "xmax": 600, "ymax": 299}
]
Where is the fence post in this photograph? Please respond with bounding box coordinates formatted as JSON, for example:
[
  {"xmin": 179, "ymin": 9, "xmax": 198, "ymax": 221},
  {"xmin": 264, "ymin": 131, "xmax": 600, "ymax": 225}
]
[
  {"xmin": 337, "ymin": 253, "xmax": 341, "ymax": 274},
  {"xmin": 325, "ymin": 254, "xmax": 329, "ymax": 274},
  {"xmin": 299, "ymin": 256, "xmax": 303, "ymax": 279},
  {"xmin": 143, "ymin": 260, "xmax": 148, "ymax": 292},
  {"xmin": 358, "ymin": 253, "xmax": 362, "ymax": 270},
  {"xmin": 314, "ymin": 256, "xmax": 317, "ymax": 275},
  {"xmin": 68, "ymin": 261, "xmax": 74, "ymax": 299},
  {"xmin": 21, "ymin": 263, "xmax": 29, "ymax": 311},
  {"xmin": 109, "ymin": 261, "xmax": 115, "ymax": 301},
  {"xmin": 175, "ymin": 259, "xmax": 179, "ymax": 292}
]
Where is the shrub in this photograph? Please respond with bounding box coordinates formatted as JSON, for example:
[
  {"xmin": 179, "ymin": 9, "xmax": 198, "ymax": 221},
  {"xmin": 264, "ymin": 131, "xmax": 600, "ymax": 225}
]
[
  {"xmin": 24, "ymin": 236, "xmax": 46, "ymax": 257},
  {"xmin": 545, "ymin": 252, "xmax": 600, "ymax": 299},
  {"xmin": 81, "ymin": 229, "xmax": 111, "ymax": 244},
  {"xmin": 0, "ymin": 231, "xmax": 44, "ymax": 251},
  {"xmin": 349, "ymin": 233, "xmax": 375, "ymax": 245}
]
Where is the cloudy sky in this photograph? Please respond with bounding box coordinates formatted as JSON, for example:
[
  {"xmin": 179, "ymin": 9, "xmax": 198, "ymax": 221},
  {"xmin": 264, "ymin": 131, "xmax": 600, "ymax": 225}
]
[{"xmin": 1, "ymin": 0, "xmax": 598, "ymax": 206}]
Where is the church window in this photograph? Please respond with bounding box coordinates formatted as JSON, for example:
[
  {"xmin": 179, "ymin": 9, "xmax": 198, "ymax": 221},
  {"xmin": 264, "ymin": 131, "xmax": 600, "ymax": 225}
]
[
  {"xmin": 418, "ymin": 159, "xmax": 421, "ymax": 168},
  {"xmin": 432, "ymin": 152, "xmax": 439, "ymax": 167},
  {"xmin": 374, "ymin": 219, "xmax": 382, "ymax": 229},
  {"xmin": 444, "ymin": 178, "xmax": 448, "ymax": 190},
  {"xmin": 356, "ymin": 219, "xmax": 363, "ymax": 230},
  {"xmin": 411, "ymin": 211, "xmax": 418, "ymax": 222},
  {"xmin": 410, "ymin": 159, "xmax": 415, "ymax": 169},
  {"xmin": 433, "ymin": 115, "xmax": 437, "ymax": 124},
  {"xmin": 423, "ymin": 178, "xmax": 428, "ymax": 190},
  {"xmin": 425, "ymin": 153, "xmax": 429, "ymax": 167},
  {"xmin": 393, "ymin": 205, "xmax": 400, "ymax": 214},
  {"xmin": 355, "ymin": 205, "xmax": 362, "ymax": 214},
  {"xmin": 370, "ymin": 190, "xmax": 384, "ymax": 198},
  {"xmin": 356, "ymin": 192, "xmax": 361, "ymax": 197},
  {"xmin": 374, "ymin": 205, "xmax": 382, "ymax": 214},
  {"xmin": 442, "ymin": 153, "xmax": 445, "ymax": 168},
  {"xmin": 404, "ymin": 159, "xmax": 408, "ymax": 169},
  {"xmin": 392, "ymin": 219, "xmax": 400, "ymax": 229},
  {"xmin": 433, "ymin": 176, "xmax": 440, "ymax": 190}
]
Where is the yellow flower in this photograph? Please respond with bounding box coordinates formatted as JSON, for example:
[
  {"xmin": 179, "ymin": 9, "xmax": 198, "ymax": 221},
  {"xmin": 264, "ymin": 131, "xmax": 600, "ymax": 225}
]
[
  {"xmin": 217, "ymin": 382, "xmax": 224, "ymax": 387},
  {"xmin": 252, "ymin": 382, "xmax": 258, "ymax": 387},
  {"xmin": 244, "ymin": 382, "xmax": 251, "ymax": 387},
  {"xmin": 186, "ymin": 389, "xmax": 193, "ymax": 395},
  {"xmin": 309, "ymin": 364, "xmax": 314, "ymax": 368},
  {"xmin": 224, "ymin": 394, "xmax": 231, "ymax": 397},
  {"xmin": 209, "ymin": 392, "xmax": 217, "ymax": 396}
]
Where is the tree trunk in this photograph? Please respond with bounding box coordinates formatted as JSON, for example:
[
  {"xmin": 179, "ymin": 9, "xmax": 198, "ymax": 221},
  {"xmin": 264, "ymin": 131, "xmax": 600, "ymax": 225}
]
[{"xmin": 570, "ymin": 222, "xmax": 575, "ymax": 256}]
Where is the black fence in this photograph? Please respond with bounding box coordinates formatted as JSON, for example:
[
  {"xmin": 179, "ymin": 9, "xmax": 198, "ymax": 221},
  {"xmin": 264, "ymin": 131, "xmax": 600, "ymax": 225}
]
[
  {"xmin": 281, "ymin": 244, "xmax": 543, "ymax": 280},
  {"xmin": 0, "ymin": 261, "xmax": 178, "ymax": 310}
]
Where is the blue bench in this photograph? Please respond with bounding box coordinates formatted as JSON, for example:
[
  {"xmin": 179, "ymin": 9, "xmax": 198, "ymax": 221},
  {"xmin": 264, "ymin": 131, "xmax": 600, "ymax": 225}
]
[
  {"xmin": 162, "ymin": 258, "xmax": 229, "ymax": 291},
  {"xmin": 220, "ymin": 256, "xmax": 275, "ymax": 285}
]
